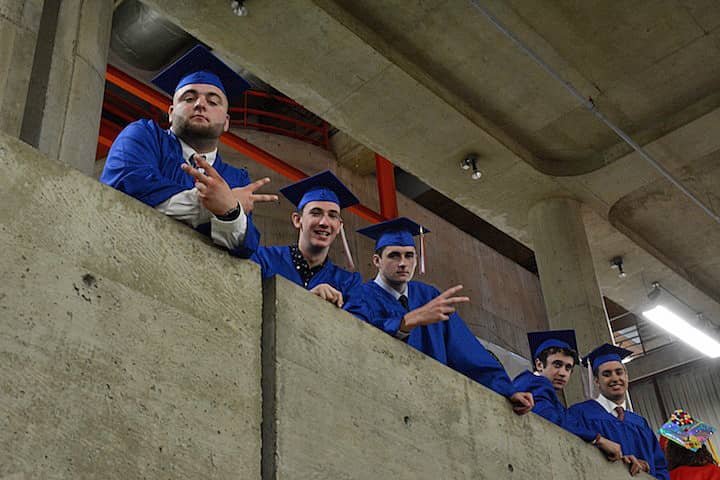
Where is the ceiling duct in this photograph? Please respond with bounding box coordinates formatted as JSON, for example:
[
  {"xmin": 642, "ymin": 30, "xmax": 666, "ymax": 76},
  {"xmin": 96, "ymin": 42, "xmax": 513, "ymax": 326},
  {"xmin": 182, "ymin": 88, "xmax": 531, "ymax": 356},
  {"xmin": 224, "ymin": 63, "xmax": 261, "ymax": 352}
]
[
  {"xmin": 110, "ymin": 0, "xmax": 271, "ymax": 91},
  {"xmin": 110, "ymin": 0, "xmax": 195, "ymax": 71}
]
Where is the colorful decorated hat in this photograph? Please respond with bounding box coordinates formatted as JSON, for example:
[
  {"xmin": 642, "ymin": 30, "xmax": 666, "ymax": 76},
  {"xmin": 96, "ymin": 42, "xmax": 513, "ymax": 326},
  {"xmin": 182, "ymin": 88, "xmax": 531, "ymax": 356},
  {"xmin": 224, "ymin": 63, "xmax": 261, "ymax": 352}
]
[
  {"xmin": 527, "ymin": 329, "xmax": 578, "ymax": 361},
  {"xmin": 152, "ymin": 44, "xmax": 251, "ymax": 104},
  {"xmin": 659, "ymin": 409, "xmax": 716, "ymax": 452}
]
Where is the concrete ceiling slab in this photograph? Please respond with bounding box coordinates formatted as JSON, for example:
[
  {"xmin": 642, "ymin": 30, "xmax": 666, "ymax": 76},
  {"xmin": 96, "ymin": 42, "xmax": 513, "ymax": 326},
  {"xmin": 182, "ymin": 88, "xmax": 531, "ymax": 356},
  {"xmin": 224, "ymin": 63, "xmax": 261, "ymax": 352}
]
[{"xmin": 140, "ymin": 0, "xmax": 720, "ymax": 332}]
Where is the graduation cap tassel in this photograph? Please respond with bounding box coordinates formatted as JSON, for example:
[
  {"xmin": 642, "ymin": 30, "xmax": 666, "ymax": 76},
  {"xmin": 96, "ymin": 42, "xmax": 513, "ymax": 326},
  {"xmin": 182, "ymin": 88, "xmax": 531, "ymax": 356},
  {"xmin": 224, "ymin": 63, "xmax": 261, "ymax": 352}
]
[
  {"xmin": 585, "ymin": 362, "xmax": 593, "ymax": 399},
  {"xmin": 419, "ymin": 226, "xmax": 426, "ymax": 275},
  {"xmin": 340, "ymin": 224, "xmax": 355, "ymax": 271}
]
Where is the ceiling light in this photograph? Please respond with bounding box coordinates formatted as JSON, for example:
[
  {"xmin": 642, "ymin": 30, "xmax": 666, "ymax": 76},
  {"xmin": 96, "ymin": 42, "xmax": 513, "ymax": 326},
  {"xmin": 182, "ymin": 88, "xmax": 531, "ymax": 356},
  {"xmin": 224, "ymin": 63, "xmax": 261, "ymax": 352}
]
[
  {"xmin": 610, "ymin": 256, "xmax": 627, "ymax": 278},
  {"xmin": 460, "ymin": 154, "xmax": 482, "ymax": 180},
  {"xmin": 642, "ymin": 305, "xmax": 720, "ymax": 358},
  {"xmin": 231, "ymin": 0, "xmax": 248, "ymax": 16}
]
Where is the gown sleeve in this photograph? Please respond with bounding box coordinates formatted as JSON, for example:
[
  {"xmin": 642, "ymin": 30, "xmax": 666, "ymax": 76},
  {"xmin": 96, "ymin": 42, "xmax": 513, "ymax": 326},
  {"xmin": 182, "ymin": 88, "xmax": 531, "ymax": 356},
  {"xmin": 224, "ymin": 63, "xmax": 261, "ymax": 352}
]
[
  {"xmin": 100, "ymin": 121, "xmax": 188, "ymax": 207},
  {"xmin": 445, "ymin": 312, "xmax": 517, "ymax": 398}
]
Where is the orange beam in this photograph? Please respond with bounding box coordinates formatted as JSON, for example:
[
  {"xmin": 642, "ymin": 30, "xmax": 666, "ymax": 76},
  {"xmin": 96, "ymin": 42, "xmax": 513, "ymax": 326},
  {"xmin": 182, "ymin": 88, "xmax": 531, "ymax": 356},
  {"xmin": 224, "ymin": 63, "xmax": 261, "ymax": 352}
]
[
  {"xmin": 104, "ymin": 64, "xmax": 384, "ymax": 224},
  {"xmin": 375, "ymin": 153, "xmax": 399, "ymax": 219}
]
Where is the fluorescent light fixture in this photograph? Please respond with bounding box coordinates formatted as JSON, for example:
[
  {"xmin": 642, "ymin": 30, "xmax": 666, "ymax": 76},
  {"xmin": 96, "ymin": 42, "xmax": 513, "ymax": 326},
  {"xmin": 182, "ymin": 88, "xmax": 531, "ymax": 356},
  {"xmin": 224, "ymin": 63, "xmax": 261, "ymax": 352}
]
[{"xmin": 642, "ymin": 305, "xmax": 720, "ymax": 358}]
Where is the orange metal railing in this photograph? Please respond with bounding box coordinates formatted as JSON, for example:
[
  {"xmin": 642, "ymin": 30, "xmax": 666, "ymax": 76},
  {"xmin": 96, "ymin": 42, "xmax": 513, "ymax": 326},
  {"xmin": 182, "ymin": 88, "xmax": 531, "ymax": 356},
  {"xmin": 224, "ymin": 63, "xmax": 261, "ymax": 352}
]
[
  {"xmin": 100, "ymin": 64, "xmax": 386, "ymax": 223},
  {"xmin": 230, "ymin": 90, "xmax": 329, "ymax": 150}
]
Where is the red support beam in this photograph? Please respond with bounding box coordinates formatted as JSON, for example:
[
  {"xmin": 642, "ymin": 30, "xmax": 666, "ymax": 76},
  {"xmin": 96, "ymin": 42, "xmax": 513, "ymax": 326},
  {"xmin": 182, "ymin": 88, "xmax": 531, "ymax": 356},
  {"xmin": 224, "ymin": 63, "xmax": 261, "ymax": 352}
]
[
  {"xmin": 375, "ymin": 153, "xmax": 399, "ymax": 220},
  {"xmin": 104, "ymin": 64, "xmax": 384, "ymax": 224}
]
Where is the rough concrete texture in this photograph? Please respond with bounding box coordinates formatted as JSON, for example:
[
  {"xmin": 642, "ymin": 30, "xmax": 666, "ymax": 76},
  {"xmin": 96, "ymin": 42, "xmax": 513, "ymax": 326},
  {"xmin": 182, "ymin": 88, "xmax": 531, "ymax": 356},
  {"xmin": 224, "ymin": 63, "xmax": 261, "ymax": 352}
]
[
  {"xmin": 33, "ymin": 0, "xmax": 112, "ymax": 176},
  {"xmin": 528, "ymin": 197, "xmax": 613, "ymax": 403},
  {"xmin": 0, "ymin": 0, "xmax": 43, "ymax": 136},
  {"xmin": 263, "ymin": 275, "xmax": 649, "ymax": 479},
  {"xmin": 0, "ymin": 132, "xmax": 262, "ymax": 479},
  {"xmin": 528, "ymin": 198, "xmax": 613, "ymax": 346}
]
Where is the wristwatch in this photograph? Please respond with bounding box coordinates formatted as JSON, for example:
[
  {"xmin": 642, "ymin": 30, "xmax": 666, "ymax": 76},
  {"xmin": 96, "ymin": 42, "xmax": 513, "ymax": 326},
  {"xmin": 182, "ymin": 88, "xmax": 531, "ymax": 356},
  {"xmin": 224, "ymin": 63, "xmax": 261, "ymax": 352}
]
[{"xmin": 216, "ymin": 202, "xmax": 242, "ymax": 221}]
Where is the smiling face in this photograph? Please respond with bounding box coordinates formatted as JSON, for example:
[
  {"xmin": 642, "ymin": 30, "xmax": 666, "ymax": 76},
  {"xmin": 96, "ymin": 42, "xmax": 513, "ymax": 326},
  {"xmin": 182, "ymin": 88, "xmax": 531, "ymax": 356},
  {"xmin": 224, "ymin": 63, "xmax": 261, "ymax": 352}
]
[
  {"xmin": 535, "ymin": 350, "xmax": 576, "ymax": 392},
  {"xmin": 373, "ymin": 245, "xmax": 417, "ymax": 291},
  {"xmin": 594, "ymin": 361, "xmax": 629, "ymax": 404},
  {"xmin": 169, "ymin": 83, "xmax": 230, "ymax": 142},
  {"xmin": 292, "ymin": 200, "xmax": 342, "ymax": 254}
]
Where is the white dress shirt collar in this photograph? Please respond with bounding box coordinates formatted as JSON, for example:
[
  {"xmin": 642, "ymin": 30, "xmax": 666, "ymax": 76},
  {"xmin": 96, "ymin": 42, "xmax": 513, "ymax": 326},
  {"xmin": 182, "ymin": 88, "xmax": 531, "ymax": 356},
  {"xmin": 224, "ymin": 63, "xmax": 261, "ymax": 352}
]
[
  {"xmin": 178, "ymin": 137, "xmax": 217, "ymax": 166},
  {"xmin": 595, "ymin": 393, "xmax": 628, "ymax": 417},
  {"xmin": 374, "ymin": 272, "xmax": 407, "ymax": 301}
]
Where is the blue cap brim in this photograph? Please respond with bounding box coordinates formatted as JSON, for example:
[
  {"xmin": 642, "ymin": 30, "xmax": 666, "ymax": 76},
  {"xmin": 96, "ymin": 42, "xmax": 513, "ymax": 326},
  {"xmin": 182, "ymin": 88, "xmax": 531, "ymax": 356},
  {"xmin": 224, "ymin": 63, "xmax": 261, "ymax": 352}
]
[
  {"xmin": 527, "ymin": 329, "xmax": 578, "ymax": 361},
  {"xmin": 151, "ymin": 45, "xmax": 251, "ymax": 104},
  {"xmin": 357, "ymin": 217, "xmax": 430, "ymax": 251},
  {"xmin": 581, "ymin": 343, "xmax": 633, "ymax": 371},
  {"xmin": 279, "ymin": 170, "xmax": 359, "ymax": 210}
]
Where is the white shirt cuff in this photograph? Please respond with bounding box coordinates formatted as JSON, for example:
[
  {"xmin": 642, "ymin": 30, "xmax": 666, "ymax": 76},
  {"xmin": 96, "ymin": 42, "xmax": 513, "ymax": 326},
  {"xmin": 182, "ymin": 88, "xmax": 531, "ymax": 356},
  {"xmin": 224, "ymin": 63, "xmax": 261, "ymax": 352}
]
[{"xmin": 210, "ymin": 203, "xmax": 248, "ymax": 250}]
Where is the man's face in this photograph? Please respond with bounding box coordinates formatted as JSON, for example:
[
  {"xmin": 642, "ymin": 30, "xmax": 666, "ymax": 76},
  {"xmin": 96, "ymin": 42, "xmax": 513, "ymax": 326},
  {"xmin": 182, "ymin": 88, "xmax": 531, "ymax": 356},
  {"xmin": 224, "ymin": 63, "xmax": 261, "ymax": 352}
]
[
  {"xmin": 594, "ymin": 361, "xmax": 628, "ymax": 403},
  {"xmin": 291, "ymin": 201, "xmax": 342, "ymax": 251},
  {"xmin": 535, "ymin": 352, "xmax": 575, "ymax": 392},
  {"xmin": 169, "ymin": 83, "xmax": 230, "ymax": 140},
  {"xmin": 373, "ymin": 245, "xmax": 417, "ymax": 289}
]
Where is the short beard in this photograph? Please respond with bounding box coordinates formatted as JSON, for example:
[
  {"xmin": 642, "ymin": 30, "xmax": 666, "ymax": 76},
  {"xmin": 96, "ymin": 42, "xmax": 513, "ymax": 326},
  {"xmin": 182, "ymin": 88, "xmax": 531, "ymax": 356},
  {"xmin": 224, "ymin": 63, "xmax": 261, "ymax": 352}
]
[{"xmin": 171, "ymin": 114, "xmax": 225, "ymax": 151}]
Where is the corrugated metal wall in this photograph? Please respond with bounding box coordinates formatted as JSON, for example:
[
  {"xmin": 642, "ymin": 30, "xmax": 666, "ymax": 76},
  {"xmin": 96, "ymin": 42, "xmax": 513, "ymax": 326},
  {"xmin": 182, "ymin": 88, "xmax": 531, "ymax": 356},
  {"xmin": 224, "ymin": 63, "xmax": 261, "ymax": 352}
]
[{"xmin": 630, "ymin": 357, "xmax": 720, "ymax": 432}]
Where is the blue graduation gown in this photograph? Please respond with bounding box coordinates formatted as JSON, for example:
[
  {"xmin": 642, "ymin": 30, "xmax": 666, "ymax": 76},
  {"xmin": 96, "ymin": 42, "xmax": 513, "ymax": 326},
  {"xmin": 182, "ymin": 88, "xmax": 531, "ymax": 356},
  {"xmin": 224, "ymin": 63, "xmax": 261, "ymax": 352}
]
[
  {"xmin": 251, "ymin": 245, "xmax": 362, "ymax": 299},
  {"xmin": 99, "ymin": 119, "xmax": 260, "ymax": 257},
  {"xmin": 512, "ymin": 371, "xmax": 596, "ymax": 442},
  {"xmin": 569, "ymin": 399, "xmax": 669, "ymax": 480},
  {"xmin": 343, "ymin": 280, "xmax": 518, "ymax": 398}
]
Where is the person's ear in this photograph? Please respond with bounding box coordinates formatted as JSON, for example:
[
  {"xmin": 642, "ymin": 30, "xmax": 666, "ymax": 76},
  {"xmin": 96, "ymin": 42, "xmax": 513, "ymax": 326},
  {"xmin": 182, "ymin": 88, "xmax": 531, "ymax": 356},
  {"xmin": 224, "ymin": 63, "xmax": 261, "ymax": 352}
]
[
  {"xmin": 372, "ymin": 254, "xmax": 381, "ymax": 268},
  {"xmin": 534, "ymin": 358, "xmax": 544, "ymax": 372},
  {"xmin": 291, "ymin": 211, "xmax": 302, "ymax": 229}
]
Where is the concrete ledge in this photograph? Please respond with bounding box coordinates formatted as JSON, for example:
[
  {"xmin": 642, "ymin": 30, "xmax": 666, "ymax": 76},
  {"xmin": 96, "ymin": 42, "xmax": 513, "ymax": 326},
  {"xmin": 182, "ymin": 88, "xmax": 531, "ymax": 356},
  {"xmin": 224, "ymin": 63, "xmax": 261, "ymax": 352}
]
[
  {"xmin": 0, "ymin": 133, "xmax": 262, "ymax": 479},
  {"xmin": 263, "ymin": 274, "xmax": 649, "ymax": 479}
]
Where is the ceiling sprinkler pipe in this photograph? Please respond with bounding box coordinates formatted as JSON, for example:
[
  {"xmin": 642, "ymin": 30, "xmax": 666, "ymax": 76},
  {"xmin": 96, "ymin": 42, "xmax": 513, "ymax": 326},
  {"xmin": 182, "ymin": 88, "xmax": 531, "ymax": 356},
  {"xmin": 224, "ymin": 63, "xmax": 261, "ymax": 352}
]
[{"xmin": 469, "ymin": 0, "xmax": 720, "ymax": 226}]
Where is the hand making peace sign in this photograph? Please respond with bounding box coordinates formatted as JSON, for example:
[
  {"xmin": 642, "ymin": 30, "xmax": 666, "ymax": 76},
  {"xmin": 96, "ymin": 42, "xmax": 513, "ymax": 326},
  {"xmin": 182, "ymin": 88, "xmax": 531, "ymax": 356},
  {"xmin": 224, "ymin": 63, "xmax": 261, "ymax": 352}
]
[{"xmin": 181, "ymin": 155, "xmax": 278, "ymax": 216}]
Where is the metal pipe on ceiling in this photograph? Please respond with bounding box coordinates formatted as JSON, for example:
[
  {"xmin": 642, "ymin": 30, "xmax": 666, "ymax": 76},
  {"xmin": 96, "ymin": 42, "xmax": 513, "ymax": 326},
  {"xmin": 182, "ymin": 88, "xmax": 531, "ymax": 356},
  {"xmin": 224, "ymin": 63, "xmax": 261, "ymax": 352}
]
[{"xmin": 469, "ymin": 0, "xmax": 720, "ymax": 226}]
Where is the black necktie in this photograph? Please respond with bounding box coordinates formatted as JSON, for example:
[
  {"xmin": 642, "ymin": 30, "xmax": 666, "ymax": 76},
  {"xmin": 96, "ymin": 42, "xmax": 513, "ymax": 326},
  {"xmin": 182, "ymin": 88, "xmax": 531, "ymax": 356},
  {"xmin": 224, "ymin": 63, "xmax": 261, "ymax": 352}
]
[{"xmin": 398, "ymin": 294, "xmax": 409, "ymax": 310}]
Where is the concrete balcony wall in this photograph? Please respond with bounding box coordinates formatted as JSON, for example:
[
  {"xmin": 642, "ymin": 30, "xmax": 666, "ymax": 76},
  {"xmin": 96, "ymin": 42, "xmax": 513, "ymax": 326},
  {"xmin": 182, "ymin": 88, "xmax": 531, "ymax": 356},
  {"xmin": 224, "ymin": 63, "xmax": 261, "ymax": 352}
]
[
  {"xmin": 262, "ymin": 275, "xmax": 648, "ymax": 479},
  {"xmin": 0, "ymin": 132, "xmax": 262, "ymax": 479},
  {"xmin": 2, "ymin": 132, "xmax": 648, "ymax": 478}
]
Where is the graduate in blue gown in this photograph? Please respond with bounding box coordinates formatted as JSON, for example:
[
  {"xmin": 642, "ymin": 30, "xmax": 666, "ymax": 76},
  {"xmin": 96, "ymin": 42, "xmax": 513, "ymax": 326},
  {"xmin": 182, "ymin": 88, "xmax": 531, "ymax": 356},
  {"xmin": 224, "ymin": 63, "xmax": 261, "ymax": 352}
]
[
  {"xmin": 250, "ymin": 171, "xmax": 362, "ymax": 308},
  {"xmin": 512, "ymin": 330, "xmax": 623, "ymax": 459},
  {"xmin": 343, "ymin": 217, "xmax": 534, "ymax": 414},
  {"xmin": 100, "ymin": 45, "xmax": 277, "ymax": 257},
  {"xmin": 569, "ymin": 344, "xmax": 670, "ymax": 479}
]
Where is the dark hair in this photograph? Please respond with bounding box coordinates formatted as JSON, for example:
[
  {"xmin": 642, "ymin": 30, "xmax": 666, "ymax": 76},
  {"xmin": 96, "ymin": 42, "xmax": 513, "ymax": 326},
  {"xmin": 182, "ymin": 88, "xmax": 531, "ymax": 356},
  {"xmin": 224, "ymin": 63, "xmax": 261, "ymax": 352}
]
[
  {"xmin": 535, "ymin": 347, "xmax": 579, "ymax": 371},
  {"xmin": 375, "ymin": 247, "xmax": 386, "ymax": 257},
  {"xmin": 665, "ymin": 441, "xmax": 717, "ymax": 470}
]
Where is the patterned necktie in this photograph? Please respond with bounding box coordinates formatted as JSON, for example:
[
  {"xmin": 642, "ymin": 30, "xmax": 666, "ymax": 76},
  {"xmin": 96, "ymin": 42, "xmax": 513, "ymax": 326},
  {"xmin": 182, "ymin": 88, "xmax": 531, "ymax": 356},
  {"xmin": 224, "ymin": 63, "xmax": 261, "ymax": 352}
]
[
  {"xmin": 189, "ymin": 153, "xmax": 207, "ymax": 174},
  {"xmin": 398, "ymin": 294, "xmax": 409, "ymax": 310},
  {"xmin": 614, "ymin": 406, "xmax": 625, "ymax": 422}
]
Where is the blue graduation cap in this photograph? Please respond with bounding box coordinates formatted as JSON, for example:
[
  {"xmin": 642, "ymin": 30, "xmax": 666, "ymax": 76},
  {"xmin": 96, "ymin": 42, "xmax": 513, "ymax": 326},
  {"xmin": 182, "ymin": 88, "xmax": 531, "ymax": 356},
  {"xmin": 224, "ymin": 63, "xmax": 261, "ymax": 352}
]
[
  {"xmin": 357, "ymin": 217, "xmax": 430, "ymax": 275},
  {"xmin": 582, "ymin": 343, "xmax": 632, "ymax": 373},
  {"xmin": 151, "ymin": 44, "xmax": 251, "ymax": 104},
  {"xmin": 357, "ymin": 217, "xmax": 430, "ymax": 251},
  {"xmin": 527, "ymin": 329, "xmax": 578, "ymax": 361},
  {"xmin": 279, "ymin": 170, "xmax": 359, "ymax": 212}
]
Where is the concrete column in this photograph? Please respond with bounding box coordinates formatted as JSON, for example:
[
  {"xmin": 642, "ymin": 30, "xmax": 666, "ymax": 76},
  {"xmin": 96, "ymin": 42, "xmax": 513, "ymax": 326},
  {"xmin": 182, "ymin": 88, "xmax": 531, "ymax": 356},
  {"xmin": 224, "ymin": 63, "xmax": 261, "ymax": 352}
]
[
  {"xmin": 0, "ymin": 0, "xmax": 44, "ymax": 136},
  {"xmin": 528, "ymin": 197, "xmax": 613, "ymax": 404},
  {"xmin": 20, "ymin": 0, "xmax": 112, "ymax": 176}
]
